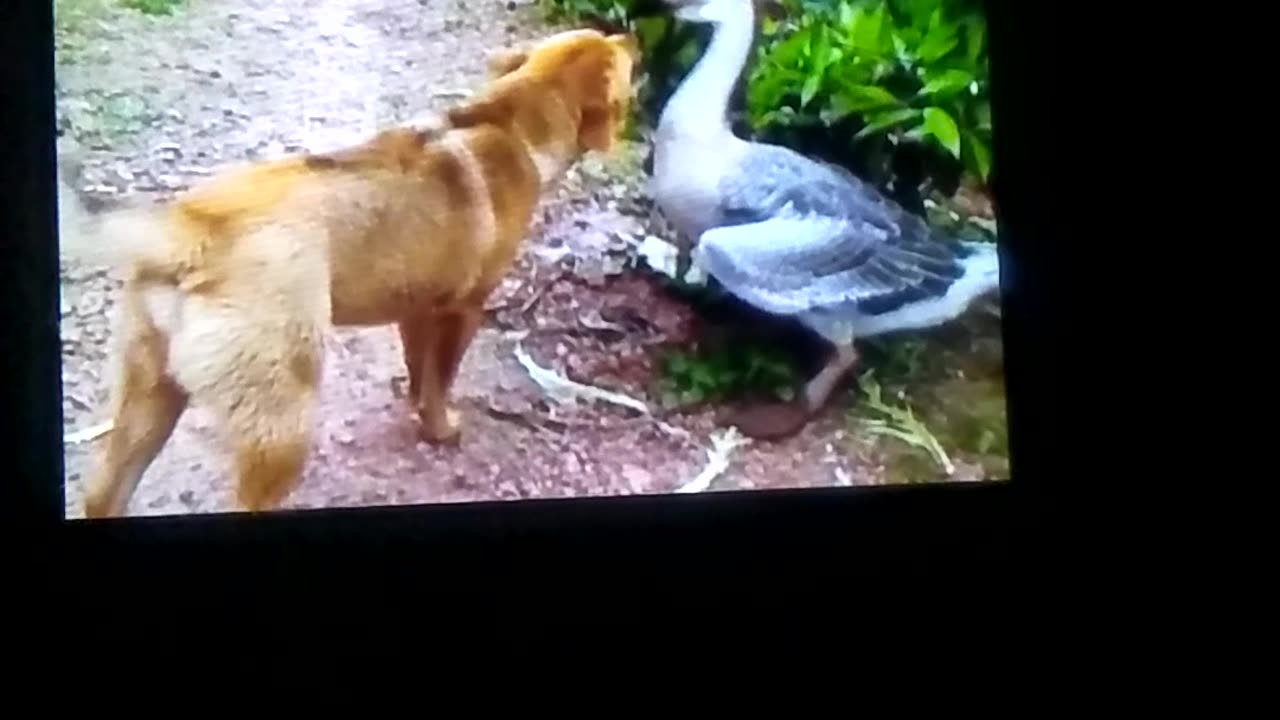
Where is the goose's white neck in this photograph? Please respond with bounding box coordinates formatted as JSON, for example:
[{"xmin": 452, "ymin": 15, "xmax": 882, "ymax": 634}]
[{"xmin": 657, "ymin": 7, "xmax": 756, "ymax": 143}]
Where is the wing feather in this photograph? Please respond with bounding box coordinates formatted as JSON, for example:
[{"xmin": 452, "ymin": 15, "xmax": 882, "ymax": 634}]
[{"xmin": 695, "ymin": 142, "xmax": 967, "ymax": 317}]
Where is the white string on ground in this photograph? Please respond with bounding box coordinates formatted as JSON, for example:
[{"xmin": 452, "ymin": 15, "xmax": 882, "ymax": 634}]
[
  {"xmin": 65, "ymin": 420, "xmax": 113, "ymax": 444},
  {"xmin": 674, "ymin": 427, "xmax": 750, "ymax": 494}
]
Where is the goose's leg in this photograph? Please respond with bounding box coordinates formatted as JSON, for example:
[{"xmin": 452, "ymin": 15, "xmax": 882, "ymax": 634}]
[{"xmin": 803, "ymin": 344, "xmax": 860, "ymax": 413}]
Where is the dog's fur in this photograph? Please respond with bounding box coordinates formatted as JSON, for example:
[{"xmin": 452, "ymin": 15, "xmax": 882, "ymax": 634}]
[{"xmin": 60, "ymin": 29, "xmax": 640, "ymax": 517}]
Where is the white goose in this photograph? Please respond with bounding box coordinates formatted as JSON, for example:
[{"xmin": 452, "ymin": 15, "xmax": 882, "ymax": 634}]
[{"xmin": 648, "ymin": 0, "xmax": 1002, "ymax": 435}]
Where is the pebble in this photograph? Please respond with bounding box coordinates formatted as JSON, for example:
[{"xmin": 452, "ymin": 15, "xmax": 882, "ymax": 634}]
[{"xmin": 621, "ymin": 465, "xmax": 651, "ymax": 488}]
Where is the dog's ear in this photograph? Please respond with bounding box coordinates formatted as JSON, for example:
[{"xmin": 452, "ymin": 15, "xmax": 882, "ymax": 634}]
[
  {"xmin": 607, "ymin": 32, "xmax": 641, "ymax": 63},
  {"xmin": 488, "ymin": 47, "xmax": 529, "ymax": 78}
]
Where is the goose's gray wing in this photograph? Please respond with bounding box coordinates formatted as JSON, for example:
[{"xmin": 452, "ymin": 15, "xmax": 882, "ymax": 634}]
[
  {"xmin": 716, "ymin": 142, "xmax": 929, "ymax": 237},
  {"xmin": 693, "ymin": 215, "xmax": 962, "ymax": 316},
  {"xmin": 698, "ymin": 144, "xmax": 966, "ymax": 317}
]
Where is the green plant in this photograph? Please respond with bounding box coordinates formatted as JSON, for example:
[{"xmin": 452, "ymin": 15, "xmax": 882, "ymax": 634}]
[
  {"xmin": 855, "ymin": 369, "xmax": 953, "ymax": 475},
  {"xmin": 120, "ymin": 0, "xmax": 185, "ymax": 16},
  {"xmin": 748, "ymin": 0, "xmax": 991, "ymax": 198},
  {"xmin": 536, "ymin": 0, "xmax": 631, "ymax": 24},
  {"xmin": 656, "ymin": 342, "xmax": 797, "ymax": 407},
  {"xmin": 538, "ymin": 0, "xmax": 992, "ymax": 208}
]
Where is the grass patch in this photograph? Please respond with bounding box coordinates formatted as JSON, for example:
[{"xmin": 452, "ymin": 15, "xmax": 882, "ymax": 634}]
[
  {"xmin": 856, "ymin": 369, "xmax": 954, "ymax": 476},
  {"xmin": 654, "ymin": 340, "xmax": 797, "ymax": 410},
  {"xmin": 55, "ymin": 0, "xmax": 187, "ymax": 66},
  {"xmin": 54, "ymin": 0, "xmax": 109, "ymax": 56},
  {"xmin": 120, "ymin": 0, "xmax": 184, "ymax": 16},
  {"xmin": 850, "ymin": 317, "xmax": 1008, "ymax": 483}
]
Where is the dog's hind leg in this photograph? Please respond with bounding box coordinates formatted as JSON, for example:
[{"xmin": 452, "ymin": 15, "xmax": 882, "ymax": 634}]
[
  {"xmin": 414, "ymin": 304, "xmax": 484, "ymax": 444},
  {"xmin": 169, "ymin": 287, "xmax": 328, "ymax": 513},
  {"xmin": 82, "ymin": 291, "xmax": 189, "ymax": 518},
  {"xmin": 398, "ymin": 316, "xmax": 433, "ymax": 404}
]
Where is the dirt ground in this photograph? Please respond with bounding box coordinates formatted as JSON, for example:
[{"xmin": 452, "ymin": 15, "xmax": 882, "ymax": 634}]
[{"xmin": 55, "ymin": 0, "xmax": 1005, "ymax": 519}]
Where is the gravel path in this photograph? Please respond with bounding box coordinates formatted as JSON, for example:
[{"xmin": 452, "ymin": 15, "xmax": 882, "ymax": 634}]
[{"xmin": 56, "ymin": 0, "xmax": 997, "ymax": 519}]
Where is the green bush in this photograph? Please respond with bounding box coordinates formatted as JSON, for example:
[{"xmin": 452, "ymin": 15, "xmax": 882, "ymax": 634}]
[{"xmin": 537, "ymin": 0, "xmax": 993, "ymax": 209}]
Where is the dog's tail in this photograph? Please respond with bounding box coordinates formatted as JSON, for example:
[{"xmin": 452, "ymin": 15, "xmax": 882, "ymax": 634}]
[{"xmin": 57, "ymin": 157, "xmax": 178, "ymax": 276}]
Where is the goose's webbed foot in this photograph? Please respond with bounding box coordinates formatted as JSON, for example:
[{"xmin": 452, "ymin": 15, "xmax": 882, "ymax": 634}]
[{"xmin": 720, "ymin": 344, "xmax": 860, "ymax": 441}]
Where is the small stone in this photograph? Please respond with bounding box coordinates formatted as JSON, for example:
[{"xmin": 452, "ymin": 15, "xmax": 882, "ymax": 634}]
[
  {"xmin": 621, "ymin": 465, "xmax": 651, "ymax": 487},
  {"xmin": 564, "ymin": 453, "xmax": 582, "ymax": 475}
]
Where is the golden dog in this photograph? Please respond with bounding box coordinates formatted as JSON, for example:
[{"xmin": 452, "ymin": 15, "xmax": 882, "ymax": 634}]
[{"xmin": 60, "ymin": 28, "xmax": 639, "ymax": 517}]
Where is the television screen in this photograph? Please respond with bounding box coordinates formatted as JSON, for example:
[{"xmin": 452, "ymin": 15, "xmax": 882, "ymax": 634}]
[{"xmin": 53, "ymin": 0, "xmax": 1009, "ymax": 520}]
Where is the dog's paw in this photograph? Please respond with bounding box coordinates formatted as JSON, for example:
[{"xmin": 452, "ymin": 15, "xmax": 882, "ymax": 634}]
[{"xmin": 419, "ymin": 407, "xmax": 462, "ymax": 446}]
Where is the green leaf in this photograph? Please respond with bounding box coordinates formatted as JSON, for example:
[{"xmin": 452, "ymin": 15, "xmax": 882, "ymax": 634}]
[
  {"xmin": 838, "ymin": 1, "xmax": 855, "ymax": 30},
  {"xmin": 917, "ymin": 69, "xmax": 974, "ymax": 99},
  {"xmin": 813, "ymin": 23, "xmax": 833, "ymax": 71},
  {"xmin": 866, "ymin": 423, "xmax": 931, "ymax": 450},
  {"xmin": 922, "ymin": 106, "xmax": 961, "ymax": 157},
  {"xmin": 966, "ymin": 16, "xmax": 987, "ymax": 65},
  {"xmin": 826, "ymin": 83, "xmax": 900, "ymax": 120},
  {"xmin": 849, "ymin": 4, "xmax": 886, "ymax": 55},
  {"xmin": 891, "ymin": 30, "xmax": 910, "ymax": 65},
  {"xmin": 963, "ymin": 129, "xmax": 992, "ymax": 182},
  {"xmin": 974, "ymin": 99, "xmax": 992, "ymax": 132},
  {"xmin": 633, "ymin": 16, "xmax": 668, "ymax": 52},
  {"xmin": 916, "ymin": 8, "xmax": 960, "ymax": 63},
  {"xmin": 691, "ymin": 364, "xmax": 715, "ymax": 389},
  {"xmin": 854, "ymin": 107, "xmax": 922, "ymax": 140},
  {"xmin": 841, "ymin": 82, "xmax": 901, "ymax": 109},
  {"xmin": 800, "ymin": 72, "xmax": 822, "ymax": 107}
]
